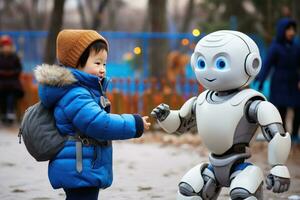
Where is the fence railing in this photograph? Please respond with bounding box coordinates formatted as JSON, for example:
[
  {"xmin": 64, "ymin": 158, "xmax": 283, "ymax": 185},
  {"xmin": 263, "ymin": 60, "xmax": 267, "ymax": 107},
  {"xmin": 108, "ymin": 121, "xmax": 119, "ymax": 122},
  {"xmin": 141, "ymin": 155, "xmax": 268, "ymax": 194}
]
[
  {"xmin": 17, "ymin": 73, "xmax": 204, "ymax": 123},
  {"xmin": 0, "ymin": 31, "xmax": 267, "ymax": 79}
]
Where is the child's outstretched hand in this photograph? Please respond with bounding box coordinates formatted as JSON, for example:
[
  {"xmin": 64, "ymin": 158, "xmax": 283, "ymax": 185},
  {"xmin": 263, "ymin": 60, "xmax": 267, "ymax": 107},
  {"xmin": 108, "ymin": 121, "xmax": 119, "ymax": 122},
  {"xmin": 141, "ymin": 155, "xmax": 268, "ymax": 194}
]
[{"xmin": 142, "ymin": 116, "xmax": 151, "ymax": 130}]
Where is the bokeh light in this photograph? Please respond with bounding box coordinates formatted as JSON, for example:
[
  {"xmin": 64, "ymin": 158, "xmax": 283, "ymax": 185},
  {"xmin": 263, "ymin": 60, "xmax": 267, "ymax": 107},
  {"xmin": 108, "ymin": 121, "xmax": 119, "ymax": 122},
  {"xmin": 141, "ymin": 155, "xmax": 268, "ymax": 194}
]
[
  {"xmin": 192, "ymin": 28, "xmax": 201, "ymax": 37},
  {"xmin": 123, "ymin": 52, "xmax": 133, "ymax": 60},
  {"xmin": 133, "ymin": 46, "xmax": 142, "ymax": 55},
  {"xmin": 181, "ymin": 38, "xmax": 189, "ymax": 46}
]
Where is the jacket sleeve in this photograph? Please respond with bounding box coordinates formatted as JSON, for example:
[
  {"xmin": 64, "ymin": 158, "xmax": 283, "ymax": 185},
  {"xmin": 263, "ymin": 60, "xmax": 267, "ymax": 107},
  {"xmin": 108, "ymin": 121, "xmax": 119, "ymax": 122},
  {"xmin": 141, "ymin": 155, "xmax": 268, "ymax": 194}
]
[
  {"xmin": 257, "ymin": 43, "xmax": 278, "ymax": 83},
  {"xmin": 60, "ymin": 87, "xmax": 144, "ymax": 140}
]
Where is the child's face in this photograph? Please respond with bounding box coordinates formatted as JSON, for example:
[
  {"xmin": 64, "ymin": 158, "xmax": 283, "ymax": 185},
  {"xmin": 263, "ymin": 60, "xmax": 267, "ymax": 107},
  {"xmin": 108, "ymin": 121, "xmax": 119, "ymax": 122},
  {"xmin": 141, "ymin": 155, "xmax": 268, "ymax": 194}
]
[
  {"xmin": 82, "ymin": 49, "xmax": 107, "ymax": 80},
  {"xmin": 2, "ymin": 45, "xmax": 13, "ymax": 54}
]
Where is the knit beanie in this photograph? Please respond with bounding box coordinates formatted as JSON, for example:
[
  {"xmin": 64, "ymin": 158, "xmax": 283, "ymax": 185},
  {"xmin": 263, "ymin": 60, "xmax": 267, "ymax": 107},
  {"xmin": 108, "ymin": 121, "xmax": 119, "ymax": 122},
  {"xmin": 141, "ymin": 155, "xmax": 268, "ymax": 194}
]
[
  {"xmin": 0, "ymin": 35, "xmax": 13, "ymax": 46},
  {"xmin": 56, "ymin": 29, "xmax": 108, "ymax": 68}
]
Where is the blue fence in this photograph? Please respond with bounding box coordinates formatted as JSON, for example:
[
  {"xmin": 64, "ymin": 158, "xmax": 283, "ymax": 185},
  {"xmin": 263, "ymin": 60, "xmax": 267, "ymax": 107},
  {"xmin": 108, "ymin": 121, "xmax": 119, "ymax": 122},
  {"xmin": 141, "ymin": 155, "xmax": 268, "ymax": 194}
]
[
  {"xmin": 0, "ymin": 31, "xmax": 197, "ymax": 76},
  {"xmin": 0, "ymin": 31, "xmax": 271, "ymax": 97},
  {"xmin": 0, "ymin": 31, "xmax": 268, "ymax": 75}
]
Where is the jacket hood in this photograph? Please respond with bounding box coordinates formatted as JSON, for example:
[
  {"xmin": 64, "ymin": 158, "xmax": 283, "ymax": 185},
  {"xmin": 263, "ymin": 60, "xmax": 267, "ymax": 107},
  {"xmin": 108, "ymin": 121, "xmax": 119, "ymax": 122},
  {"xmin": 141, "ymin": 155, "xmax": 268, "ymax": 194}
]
[
  {"xmin": 276, "ymin": 18, "xmax": 297, "ymax": 43},
  {"xmin": 35, "ymin": 64, "xmax": 77, "ymax": 87},
  {"xmin": 34, "ymin": 64, "xmax": 110, "ymax": 108}
]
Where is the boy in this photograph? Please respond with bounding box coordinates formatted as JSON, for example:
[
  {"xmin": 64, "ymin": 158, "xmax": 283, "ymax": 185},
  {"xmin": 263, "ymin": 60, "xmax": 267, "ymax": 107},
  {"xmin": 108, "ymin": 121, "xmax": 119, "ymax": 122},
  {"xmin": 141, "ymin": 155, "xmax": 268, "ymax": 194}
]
[{"xmin": 34, "ymin": 30, "xmax": 150, "ymax": 200}]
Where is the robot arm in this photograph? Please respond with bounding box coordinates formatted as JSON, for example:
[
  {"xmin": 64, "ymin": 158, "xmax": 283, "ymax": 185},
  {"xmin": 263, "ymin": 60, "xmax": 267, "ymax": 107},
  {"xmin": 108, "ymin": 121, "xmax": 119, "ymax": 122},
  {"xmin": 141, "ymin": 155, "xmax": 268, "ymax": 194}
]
[
  {"xmin": 247, "ymin": 100, "xmax": 291, "ymax": 193},
  {"xmin": 151, "ymin": 97, "xmax": 197, "ymax": 134}
]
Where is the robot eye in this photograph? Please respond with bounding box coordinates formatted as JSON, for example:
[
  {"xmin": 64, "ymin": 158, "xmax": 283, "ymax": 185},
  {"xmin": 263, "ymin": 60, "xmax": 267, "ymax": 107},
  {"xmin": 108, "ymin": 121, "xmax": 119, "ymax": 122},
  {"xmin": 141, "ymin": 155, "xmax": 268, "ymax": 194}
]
[
  {"xmin": 196, "ymin": 56, "xmax": 206, "ymax": 70},
  {"xmin": 215, "ymin": 56, "xmax": 229, "ymax": 70}
]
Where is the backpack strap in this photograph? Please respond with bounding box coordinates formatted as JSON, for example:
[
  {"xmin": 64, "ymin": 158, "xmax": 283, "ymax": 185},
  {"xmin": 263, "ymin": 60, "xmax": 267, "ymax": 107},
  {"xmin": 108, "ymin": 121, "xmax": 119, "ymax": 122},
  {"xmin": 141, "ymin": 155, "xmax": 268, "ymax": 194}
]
[
  {"xmin": 68, "ymin": 132, "xmax": 111, "ymax": 173},
  {"xmin": 76, "ymin": 140, "xmax": 83, "ymax": 173},
  {"xmin": 68, "ymin": 134, "xmax": 111, "ymax": 146}
]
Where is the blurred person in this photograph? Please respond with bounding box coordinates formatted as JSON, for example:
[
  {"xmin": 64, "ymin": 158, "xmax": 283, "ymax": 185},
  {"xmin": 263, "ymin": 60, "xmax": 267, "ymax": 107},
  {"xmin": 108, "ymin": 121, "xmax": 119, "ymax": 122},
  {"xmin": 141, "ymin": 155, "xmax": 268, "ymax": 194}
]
[
  {"xmin": 166, "ymin": 51, "xmax": 188, "ymax": 84},
  {"xmin": 34, "ymin": 30, "xmax": 150, "ymax": 200},
  {"xmin": 257, "ymin": 18, "xmax": 300, "ymax": 143},
  {"xmin": 0, "ymin": 35, "xmax": 24, "ymax": 125}
]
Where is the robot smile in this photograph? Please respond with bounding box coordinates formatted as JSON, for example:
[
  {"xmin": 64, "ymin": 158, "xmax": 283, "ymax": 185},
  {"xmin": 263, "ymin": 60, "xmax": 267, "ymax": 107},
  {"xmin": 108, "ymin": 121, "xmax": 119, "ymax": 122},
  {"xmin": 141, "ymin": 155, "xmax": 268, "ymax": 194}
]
[{"xmin": 205, "ymin": 78, "xmax": 216, "ymax": 82}]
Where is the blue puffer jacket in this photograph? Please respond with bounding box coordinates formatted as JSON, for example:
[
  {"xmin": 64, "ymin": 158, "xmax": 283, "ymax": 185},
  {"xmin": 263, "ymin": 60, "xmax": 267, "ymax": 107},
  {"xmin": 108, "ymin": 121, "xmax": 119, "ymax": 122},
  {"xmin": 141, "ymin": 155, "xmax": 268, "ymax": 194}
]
[{"xmin": 34, "ymin": 64, "xmax": 144, "ymax": 189}]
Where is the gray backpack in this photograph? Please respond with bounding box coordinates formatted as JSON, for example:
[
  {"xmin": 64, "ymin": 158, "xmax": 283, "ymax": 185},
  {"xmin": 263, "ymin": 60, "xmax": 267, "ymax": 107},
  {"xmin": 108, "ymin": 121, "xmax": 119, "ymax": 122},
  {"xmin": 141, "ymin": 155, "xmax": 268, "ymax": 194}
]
[
  {"xmin": 18, "ymin": 102, "xmax": 67, "ymax": 161},
  {"xmin": 19, "ymin": 100, "xmax": 111, "ymax": 173},
  {"xmin": 19, "ymin": 86, "xmax": 111, "ymax": 172}
]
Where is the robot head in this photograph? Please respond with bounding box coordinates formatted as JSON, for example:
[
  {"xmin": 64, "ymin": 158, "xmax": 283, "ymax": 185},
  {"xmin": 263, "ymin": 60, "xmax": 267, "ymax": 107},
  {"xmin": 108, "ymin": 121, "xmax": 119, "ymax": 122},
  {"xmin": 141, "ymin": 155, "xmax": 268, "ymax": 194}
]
[{"xmin": 191, "ymin": 30, "xmax": 261, "ymax": 92}]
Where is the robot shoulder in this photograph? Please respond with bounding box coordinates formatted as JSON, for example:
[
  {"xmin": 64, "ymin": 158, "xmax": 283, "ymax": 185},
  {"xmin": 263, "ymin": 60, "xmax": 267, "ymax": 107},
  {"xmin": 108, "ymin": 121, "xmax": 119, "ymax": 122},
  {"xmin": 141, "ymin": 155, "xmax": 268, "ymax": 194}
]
[
  {"xmin": 230, "ymin": 88, "xmax": 266, "ymax": 106},
  {"xmin": 196, "ymin": 90, "xmax": 210, "ymax": 106}
]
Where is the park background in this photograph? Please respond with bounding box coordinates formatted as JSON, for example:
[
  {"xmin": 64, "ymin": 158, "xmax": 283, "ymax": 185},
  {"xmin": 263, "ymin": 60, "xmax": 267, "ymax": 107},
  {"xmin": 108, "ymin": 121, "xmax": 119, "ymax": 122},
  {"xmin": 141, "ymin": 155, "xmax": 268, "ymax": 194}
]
[{"xmin": 0, "ymin": 0, "xmax": 300, "ymax": 199}]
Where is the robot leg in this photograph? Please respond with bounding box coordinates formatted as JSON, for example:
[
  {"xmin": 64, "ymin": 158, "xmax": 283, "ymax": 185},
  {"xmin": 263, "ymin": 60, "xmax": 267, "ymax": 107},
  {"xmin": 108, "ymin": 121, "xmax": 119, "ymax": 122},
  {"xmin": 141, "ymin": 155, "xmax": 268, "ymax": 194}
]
[
  {"xmin": 177, "ymin": 163, "xmax": 221, "ymax": 200},
  {"xmin": 229, "ymin": 165, "xmax": 264, "ymax": 200}
]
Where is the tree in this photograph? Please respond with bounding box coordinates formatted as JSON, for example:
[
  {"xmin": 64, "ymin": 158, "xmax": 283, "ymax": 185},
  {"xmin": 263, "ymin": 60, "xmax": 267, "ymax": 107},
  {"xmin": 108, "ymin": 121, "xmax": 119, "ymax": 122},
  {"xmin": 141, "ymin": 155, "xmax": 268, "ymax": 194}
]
[
  {"xmin": 77, "ymin": 0, "xmax": 88, "ymax": 28},
  {"xmin": 92, "ymin": 0, "xmax": 109, "ymax": 30},
  {"xmin": 180, "ymin": 0, "xmax": 195, "ymax": 33},
  {"xmin": 44, "ymin": 0, "xmax": 65, "ymax": 64},
  {"xmin": 292, "ymin": 0, "xmax": 300, "ymax": 36},
  {"xmin": 148, "ymin": 0, "xmax": 169, "ymax": 79}
]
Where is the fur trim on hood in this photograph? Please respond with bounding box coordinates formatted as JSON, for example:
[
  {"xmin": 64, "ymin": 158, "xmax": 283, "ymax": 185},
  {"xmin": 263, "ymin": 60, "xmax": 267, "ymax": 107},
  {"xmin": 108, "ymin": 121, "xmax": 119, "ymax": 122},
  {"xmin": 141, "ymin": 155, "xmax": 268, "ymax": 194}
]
[{"xmin": 34, "ymin": 64, "xmax": 77, "ymax": 86}]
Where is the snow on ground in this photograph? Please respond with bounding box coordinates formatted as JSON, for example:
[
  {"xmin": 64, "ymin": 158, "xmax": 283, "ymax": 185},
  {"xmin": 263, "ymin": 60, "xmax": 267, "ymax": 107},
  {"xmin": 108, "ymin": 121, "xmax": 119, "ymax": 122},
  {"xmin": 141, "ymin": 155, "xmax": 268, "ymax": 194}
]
[{"xmin": 0, "ymin": 126, "xmax": 299, "ymax": 200}]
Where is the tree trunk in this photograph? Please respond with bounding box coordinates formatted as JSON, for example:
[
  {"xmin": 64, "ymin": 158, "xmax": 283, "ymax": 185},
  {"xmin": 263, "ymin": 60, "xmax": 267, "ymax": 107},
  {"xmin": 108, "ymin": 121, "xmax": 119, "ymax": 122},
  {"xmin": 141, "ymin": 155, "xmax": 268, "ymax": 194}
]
[
  {"xmin": 180, "ymin": 0, "xmax": 194, "ymax": 33},
  {"xmin": 92, "ymin": 0, "xmax": 109, "ymax": 30},
  {"xmin": 148, "ymin": 0, "xmax": 168, "ymax": 79},
  {"xmin": 77, "ymin": 0, "xmax": 88, "ymax": 28},
  {"xmin": 31, "ymin": 0, "xmax": 39, "ymax": 29},
  {"xmin": 292, "ymin": 0, "xmax": 300, "ymax": 36},
  {"xmin": 107, "ymin": 0, "xmax": 117, "ymax": 31},
  {"xmin": 44, "ymin": 0, "xmax": 65, "ymax": 64},
  {"xmin": 266, "ymin": 0, "xmax": 273, "ymax": 43}
]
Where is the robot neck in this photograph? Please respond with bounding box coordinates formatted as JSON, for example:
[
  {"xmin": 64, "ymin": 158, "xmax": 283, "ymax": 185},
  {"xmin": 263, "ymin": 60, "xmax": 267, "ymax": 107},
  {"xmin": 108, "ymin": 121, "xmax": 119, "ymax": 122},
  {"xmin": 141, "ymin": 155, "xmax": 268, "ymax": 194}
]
[
  {"xmin": 215, "ymin": 89, "xmax": 238, "ymax": 97},
  {"xmin": 208, "ymin": 89, "xmax": 239, "ymax": 104}
]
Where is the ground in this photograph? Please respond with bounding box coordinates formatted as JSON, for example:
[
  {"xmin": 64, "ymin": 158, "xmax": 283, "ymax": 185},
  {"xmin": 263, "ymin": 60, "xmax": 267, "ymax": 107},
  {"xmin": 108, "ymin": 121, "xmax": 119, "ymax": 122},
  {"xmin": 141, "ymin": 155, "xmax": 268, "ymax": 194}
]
[{"xmin": 0, "ymin": 126, "xmax": 300, "ymax": 200}]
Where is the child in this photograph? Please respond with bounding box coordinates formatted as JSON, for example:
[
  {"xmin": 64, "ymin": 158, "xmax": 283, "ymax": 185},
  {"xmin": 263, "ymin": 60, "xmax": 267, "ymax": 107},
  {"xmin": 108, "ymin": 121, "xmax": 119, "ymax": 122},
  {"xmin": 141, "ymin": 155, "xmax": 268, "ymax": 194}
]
[{"xmin": 34, "ymin": 30, "xmax": 150, "ymax": 200}]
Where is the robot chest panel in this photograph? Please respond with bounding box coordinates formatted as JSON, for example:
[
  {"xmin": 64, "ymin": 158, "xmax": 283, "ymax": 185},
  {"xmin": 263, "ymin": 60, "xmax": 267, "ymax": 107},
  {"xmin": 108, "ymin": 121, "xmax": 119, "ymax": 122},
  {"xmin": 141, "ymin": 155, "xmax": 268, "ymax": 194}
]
[{"xmin": 196, "ymin": 100, "xmax": 244, "ymax": 154}]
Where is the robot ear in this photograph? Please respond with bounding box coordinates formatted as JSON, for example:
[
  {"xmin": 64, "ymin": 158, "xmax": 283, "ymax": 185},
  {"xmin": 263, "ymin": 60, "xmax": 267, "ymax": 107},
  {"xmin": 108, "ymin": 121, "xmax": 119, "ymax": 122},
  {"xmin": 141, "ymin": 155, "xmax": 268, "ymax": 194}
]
[{"xmin": 245, "ymin": 52, "xmax": 261, "ymax": 77}]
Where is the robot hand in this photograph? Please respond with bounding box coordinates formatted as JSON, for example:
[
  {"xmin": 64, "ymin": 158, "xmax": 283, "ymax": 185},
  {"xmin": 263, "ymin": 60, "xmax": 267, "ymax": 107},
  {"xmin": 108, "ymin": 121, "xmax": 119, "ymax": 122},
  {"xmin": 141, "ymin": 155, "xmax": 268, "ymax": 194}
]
[
  {"xmin": 151, "ymin": 104, "xmax": 170, "ymax": 122},
  {"xmin": 266, "ymin": 166, "xmax": 290, "ymax": 193}
]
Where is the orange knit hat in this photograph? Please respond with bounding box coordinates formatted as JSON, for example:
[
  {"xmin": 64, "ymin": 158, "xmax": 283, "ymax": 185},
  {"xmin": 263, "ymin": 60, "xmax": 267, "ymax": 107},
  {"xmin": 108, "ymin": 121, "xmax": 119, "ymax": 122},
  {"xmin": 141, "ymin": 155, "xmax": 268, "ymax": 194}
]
[
  {"xmin": 0, "ymin": 35, "xmax": 13, "ymax": 46},
  {"xmin": 56, "ymin": 29, "xmax": 108, "ymax": 67}
]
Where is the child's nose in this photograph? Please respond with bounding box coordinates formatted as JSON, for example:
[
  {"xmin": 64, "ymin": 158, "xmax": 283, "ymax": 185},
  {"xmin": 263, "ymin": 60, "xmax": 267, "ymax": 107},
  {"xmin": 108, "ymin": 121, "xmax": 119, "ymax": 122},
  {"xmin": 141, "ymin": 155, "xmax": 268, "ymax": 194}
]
[{"xmin": 99, "ymin": 66, "xmax": 105, "ymax": 73}]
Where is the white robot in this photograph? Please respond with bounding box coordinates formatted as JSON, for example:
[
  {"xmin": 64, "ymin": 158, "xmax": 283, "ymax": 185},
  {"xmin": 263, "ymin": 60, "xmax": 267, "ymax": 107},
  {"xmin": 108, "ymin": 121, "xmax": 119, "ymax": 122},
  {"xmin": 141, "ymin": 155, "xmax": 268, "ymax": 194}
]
[{"xmin": 151, "ymin": 30, "xmax": 291, "ymax": 200}]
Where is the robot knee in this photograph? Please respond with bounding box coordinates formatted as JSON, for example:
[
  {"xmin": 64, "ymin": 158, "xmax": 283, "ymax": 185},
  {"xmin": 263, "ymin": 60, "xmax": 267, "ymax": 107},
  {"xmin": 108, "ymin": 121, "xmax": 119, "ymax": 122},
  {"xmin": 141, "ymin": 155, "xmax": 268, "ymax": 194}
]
[
  {"xmin": 230, "ymin": 187, "xmax": 264, "ymax": 200},
  {"xmin": 178, "ymin": 182, "xmax": 201, "ymax": 197},
  {"xmin": 230, "ymin": 165, "xmax": 264, "ymax": 195},
  {"xmin": 178, "ymin": 179, "xmax": 220, "ymax": 200},
  {"xmin": 177, "ymin": 163, "xmax": 206, "ymax": 200},
  {"xmin": 177, "ymin": 166, "xmax": 220, "ymax": 200},
  {"xmin": 230, "ymin": 188, "xmax": 254, "ymax": 200},
  {"xmin": 230, "ymin": 184, "xmax": 263, "ymax": 200}
]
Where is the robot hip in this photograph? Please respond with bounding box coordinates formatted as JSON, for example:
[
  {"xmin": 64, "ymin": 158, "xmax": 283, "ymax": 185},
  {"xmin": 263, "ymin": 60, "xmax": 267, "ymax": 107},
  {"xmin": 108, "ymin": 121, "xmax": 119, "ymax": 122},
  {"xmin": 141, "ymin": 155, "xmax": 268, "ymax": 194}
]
[{"xmin": 208, "ymin": 150, "xmax": 251, "ymax": 187}]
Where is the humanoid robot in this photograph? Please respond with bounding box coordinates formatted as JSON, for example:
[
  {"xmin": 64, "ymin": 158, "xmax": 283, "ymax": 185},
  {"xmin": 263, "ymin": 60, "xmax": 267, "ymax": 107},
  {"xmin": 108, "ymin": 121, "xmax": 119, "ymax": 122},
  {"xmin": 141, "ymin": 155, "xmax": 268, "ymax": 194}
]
[{"xmin": 151, "ymin": 30, "xmax": 291, "ymax": 200}]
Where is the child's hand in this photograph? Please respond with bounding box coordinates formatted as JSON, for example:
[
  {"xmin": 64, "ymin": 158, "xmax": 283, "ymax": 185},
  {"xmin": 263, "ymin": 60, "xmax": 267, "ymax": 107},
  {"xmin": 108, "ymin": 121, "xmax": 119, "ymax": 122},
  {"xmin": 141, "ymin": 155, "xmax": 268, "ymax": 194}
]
[{"xmin": 142, "ymin": 116, "xmax": 151, "ymax": 130}]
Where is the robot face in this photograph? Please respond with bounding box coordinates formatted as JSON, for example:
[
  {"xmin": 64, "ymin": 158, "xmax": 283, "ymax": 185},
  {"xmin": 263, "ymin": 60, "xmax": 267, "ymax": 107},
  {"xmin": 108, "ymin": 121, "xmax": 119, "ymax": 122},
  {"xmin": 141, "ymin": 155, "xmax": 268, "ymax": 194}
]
[{"xmin": 191, "ymin": 30, "xmax": 261, "ymax": 91}]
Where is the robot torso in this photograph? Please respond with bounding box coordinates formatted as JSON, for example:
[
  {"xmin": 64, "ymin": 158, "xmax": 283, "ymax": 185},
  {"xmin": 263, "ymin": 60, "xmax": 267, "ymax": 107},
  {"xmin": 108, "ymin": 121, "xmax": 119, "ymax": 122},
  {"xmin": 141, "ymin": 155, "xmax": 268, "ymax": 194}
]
[{"xmin": 196, "ymin": 88, "xmax": 265, "ymax": 155}]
